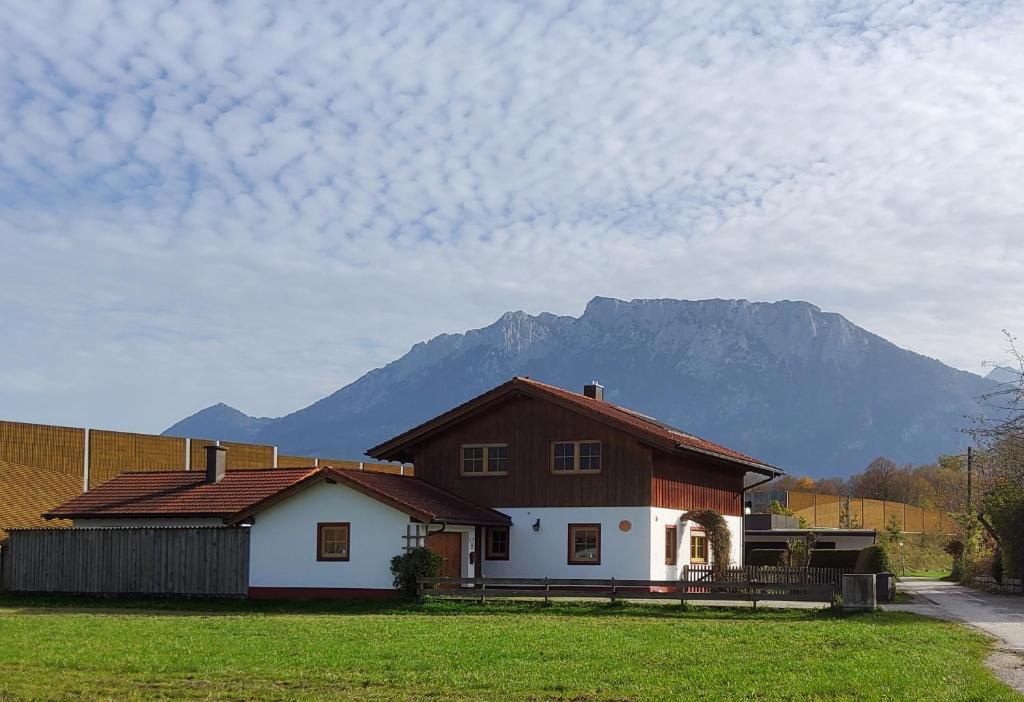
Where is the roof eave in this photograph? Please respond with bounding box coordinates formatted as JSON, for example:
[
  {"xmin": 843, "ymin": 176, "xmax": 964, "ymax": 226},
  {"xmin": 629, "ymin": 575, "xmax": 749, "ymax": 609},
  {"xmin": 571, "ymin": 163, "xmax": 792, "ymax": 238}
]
[
  {"xmin": 366, "ymin": 380, "xmax": 528, "ymax": 459},
  {"xmin": 674, "ymin": 442, "xmax": 783, "ymax": 477}
]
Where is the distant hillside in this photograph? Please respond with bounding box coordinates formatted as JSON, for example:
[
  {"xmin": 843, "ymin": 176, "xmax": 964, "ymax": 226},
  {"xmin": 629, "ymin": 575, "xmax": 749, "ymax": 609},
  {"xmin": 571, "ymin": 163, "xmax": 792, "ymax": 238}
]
[
  {"xmin": 165, "ymin": 297, "xmax": 994, "ymax": 476},
  {"xmin": 164, "ymin": 403, "xmax": 272, "ymax": 442},
  {"xmin": 985, "ymin": 365, "xmax": 1020, "ymax": 385}
]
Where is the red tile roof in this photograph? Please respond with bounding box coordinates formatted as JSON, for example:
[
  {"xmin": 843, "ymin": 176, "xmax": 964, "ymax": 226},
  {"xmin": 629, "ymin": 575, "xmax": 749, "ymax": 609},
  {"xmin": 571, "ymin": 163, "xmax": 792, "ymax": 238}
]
[
  {"xmin": 325, "ymin": 469, "xmax": 510, "ymax": 526},
  {"xmin": 368, "ymin": 377, "xmax": 780, "ymax": 474},
  {"xmin": 44, "ymin": 467, "xmax": 511, "ymax": 526}
]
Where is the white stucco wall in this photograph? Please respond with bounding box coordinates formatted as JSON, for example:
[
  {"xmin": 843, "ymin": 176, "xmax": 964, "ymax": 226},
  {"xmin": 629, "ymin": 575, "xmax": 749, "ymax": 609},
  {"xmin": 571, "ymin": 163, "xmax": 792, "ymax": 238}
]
[
  {"xmin": 481, "ymin": 507, "xmax": 746, "ymax": 581},
  {"xmin": 650, "ymin": 509, "xmax": 745, "ymax": 578},
  {"xmin": 481, "ymin": 507, "xmax": 653, "ymax": 579},
  {"xmin": 248, "ymin": 480, "xmax": 410, "ymax": 590},
  {"xmin": 73, "ymin": 517, "xmax": 225, "ymax": 528}
]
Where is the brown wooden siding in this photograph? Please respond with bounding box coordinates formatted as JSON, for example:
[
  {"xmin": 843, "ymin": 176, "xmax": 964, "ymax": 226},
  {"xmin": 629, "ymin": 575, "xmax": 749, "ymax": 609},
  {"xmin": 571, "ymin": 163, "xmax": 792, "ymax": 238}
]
[
  {"xmin": 651, "ymin": 450, "xmax": 744, "ymax": 516},
  {"xmin": 410, "ymin": 395, "xmax": 653, "ymax": 507}
]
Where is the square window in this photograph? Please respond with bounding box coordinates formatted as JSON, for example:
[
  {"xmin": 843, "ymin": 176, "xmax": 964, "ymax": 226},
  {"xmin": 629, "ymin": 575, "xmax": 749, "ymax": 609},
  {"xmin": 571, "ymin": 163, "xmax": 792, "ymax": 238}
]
[
  {"xmin": 317, "ymin": 522, "xmax": 350, "ymax": 561},
  {"xmin": 487, "ymin": 445, "xmax": 510, "ymax": 473},
  {"xmin": 568, "ymin": 523, "xmax": 601, "ymax": 565},
  {"xmin": 578, "ymin": 442, "xmax": 601, "ymax": 471},
  {"xmin": 486, "ymin": 526, "xmax": 509, "ymax": 560},
  {"xmin": 462, "ymin": 446, "xmax": 484, "ymax": 473},
  {"xmin": 552, "ymin": 442, "xmax": 576, "ymax": 471}
]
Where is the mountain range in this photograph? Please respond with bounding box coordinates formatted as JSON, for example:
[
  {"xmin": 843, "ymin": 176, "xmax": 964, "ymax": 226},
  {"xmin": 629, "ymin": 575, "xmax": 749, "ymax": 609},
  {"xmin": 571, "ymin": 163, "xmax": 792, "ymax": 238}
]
[{"xmin": 164, "ymin": 297, "xmax": 995, "ymax": 477}]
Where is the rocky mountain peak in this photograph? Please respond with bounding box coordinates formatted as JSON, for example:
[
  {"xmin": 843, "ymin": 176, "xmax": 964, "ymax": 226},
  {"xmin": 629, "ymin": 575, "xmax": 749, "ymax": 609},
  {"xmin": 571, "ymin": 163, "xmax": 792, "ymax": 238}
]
[{"xmin": 165, "ymin": 296, "xmax": 993, "ymax": 476}]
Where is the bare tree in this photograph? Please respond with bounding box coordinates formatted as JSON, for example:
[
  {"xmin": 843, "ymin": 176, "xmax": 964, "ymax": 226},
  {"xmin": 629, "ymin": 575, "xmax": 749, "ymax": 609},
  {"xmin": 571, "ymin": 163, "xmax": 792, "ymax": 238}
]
[{"xmin": 850, "ymin": 457, "xmax": 899, "ymax": 500}]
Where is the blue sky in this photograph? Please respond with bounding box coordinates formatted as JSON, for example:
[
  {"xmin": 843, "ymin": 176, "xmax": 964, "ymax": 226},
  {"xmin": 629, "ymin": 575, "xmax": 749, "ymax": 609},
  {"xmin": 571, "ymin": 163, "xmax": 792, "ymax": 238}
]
[{"xmin": 2, "ymin": 1, "xmax": 1023, "ymax": 432}]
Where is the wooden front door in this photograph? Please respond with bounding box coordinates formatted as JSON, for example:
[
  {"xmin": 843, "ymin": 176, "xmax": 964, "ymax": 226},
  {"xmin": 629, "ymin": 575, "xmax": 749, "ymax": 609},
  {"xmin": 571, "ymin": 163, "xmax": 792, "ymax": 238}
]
[{"xmin": 426, "ymin": 532, "xmax": 462, "ymax": 586}]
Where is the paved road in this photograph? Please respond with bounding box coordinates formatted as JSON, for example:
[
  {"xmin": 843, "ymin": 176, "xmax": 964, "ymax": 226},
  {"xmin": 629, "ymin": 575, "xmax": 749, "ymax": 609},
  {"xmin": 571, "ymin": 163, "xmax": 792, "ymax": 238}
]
[
  {"xmin": 892, "ymin": 578, "xmax": 1024, "ymax": 652},
  {"xmin": 888, "ymin": 578, "xmax": 1024, "ymax": 693}
]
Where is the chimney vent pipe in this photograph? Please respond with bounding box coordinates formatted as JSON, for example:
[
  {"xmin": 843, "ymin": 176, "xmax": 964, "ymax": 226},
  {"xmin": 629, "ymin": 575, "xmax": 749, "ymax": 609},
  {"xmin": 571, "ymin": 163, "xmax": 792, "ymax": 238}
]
[{"xmin": 205, "ymin": 444, "xmax": 227, "ymax": 484}]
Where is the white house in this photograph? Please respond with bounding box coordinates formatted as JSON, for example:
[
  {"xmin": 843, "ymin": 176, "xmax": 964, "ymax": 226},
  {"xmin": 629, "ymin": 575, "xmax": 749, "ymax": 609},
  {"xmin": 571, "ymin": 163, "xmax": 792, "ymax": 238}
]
[{"xmin": 45, "ymin": 378, "xmax": 783, "ymax": 597}]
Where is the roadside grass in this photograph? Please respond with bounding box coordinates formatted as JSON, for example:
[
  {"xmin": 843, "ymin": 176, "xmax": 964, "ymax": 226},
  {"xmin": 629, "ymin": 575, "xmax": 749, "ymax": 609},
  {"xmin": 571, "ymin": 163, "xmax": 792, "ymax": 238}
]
[
  {"xmin": 0, "ymin": 596, "xmax": 1018, "ymax": 701},
  {"xmin": 902, "ymin": 569, "xmax": 954, "ymax": 579}
]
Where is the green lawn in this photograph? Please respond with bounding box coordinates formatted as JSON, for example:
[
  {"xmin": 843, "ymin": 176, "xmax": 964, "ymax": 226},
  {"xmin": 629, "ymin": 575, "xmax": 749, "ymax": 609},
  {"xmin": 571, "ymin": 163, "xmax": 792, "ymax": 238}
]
[{"xmin": 0, "ymin": 596, "xmax": 1017, "ymax": 701}]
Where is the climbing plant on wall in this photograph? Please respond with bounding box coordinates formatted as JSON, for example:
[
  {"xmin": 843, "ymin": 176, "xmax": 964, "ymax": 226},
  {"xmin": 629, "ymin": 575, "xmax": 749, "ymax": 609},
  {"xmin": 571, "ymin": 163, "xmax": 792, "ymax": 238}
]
[{"xmin": 680, "ymin": 509, "xmax": 731, "ymax": 579}]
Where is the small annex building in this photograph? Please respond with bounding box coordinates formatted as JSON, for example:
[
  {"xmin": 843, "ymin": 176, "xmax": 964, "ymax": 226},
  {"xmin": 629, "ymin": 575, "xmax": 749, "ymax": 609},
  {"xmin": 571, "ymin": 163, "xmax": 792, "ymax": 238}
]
[{"xmin": 42, "ymin": 445, "xmax": 509, "ymax": 598}]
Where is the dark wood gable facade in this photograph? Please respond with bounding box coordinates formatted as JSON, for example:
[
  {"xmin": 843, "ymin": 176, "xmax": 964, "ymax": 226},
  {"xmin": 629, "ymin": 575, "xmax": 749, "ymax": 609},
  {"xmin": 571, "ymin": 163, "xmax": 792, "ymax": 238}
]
[{"xmin": 368, "ymin": 378, "xmax": 778, "ymax": 516}]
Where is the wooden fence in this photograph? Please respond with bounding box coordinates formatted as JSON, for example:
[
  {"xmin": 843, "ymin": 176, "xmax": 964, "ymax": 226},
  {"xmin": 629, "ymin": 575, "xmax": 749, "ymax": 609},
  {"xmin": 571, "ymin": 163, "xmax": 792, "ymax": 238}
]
[
  {"xmin": 682, "ymin": 564, "xmax": 851, "ymax": 595},
  {"xmin": 420, "ymin": 566, "xmax": 845, "ymax": 605},
  {"xmin": 0, "ymin": 527, "xmax": 250, "ymax": 597}
]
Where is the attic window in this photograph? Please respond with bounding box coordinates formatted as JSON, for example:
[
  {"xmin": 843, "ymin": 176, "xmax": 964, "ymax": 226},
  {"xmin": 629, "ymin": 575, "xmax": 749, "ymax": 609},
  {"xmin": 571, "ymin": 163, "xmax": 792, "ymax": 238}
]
[
  {"xmin": 551, "ymin": 441, "xmax": 601, "ymax": 473},
  {"xmin": 461, "ymin": 444, "xmax": 510, "ymax": 476}
]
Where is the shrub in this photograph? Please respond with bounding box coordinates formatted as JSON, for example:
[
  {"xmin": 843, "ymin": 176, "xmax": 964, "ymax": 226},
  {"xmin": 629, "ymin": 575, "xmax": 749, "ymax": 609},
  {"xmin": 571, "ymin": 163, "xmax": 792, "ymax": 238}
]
[
  {"xmin": 809, "ymin": 550, "xmax": 862, "ymax": 569},
  {"xmin": 884, "ymin": 515, "xmax": 902, "ymax": 543},
  {"xmin": 390, "ymin": 547, "xmax": 442, "ymax": 599},
  {"xmin": 855, "ymin": 545, "xmax": 894, "ymax": 574},
  {"xmin": 781, "ymin": 533, "xmax": 817, "ymax": 567},
  {"xmin": 681, "ymin": 509, "xmax": 731, "ymax": 579},
  {"xmin": 746, "ymin": 549, "xmax": 861, "ymax": 569},
  {"xmin": 944, "ymin": 539, "xmax": 964, "ymax": 559},
  {"xmin": 982, "ymin": 479, "xmax": 1024, "ymax": 581}
]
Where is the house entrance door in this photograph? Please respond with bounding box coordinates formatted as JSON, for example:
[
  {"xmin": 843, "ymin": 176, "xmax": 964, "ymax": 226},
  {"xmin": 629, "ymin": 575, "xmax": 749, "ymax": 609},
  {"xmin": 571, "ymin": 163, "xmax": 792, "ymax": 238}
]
[{"xmin": 426, "ymin": 532, "xmax": 462, "ymax": 587}]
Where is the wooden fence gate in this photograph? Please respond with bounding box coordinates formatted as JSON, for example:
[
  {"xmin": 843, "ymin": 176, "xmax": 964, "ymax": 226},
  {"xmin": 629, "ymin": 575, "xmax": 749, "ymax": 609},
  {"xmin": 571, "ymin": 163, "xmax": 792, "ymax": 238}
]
[{"xmin": 0, "ymin": 527, "xmax": 250, "ymax": 597}]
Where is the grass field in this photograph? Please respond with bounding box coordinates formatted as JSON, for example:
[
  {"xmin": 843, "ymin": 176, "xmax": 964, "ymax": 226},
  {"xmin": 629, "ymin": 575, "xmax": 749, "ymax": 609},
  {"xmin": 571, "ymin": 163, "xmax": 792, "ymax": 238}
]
[{"xmin": 0, "ymin": 596, "xmax": 1018, "ymax": 701}]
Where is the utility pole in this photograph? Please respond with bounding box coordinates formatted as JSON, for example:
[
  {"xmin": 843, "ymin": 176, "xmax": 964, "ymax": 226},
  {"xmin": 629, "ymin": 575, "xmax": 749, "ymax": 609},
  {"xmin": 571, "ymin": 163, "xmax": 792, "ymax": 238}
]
[{"xmin": 966, "ymin": 446, "xmax": 973, "ymax": 513}]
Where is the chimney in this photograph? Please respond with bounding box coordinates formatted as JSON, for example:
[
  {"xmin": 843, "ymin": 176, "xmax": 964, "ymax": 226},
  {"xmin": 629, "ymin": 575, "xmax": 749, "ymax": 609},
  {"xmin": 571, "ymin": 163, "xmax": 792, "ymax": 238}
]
[
  {"xmin": 205, "ymin": 444, "xmax": 227, "ymax": 484},
  {"xmin": 583, "ymin": 381, "xmax": 604, "ymax": 401}
]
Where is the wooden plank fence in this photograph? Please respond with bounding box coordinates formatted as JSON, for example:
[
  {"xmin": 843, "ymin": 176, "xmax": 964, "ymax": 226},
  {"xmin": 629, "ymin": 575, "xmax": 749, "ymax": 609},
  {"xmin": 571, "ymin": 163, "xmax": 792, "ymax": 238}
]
[
  {"xmin": 0, "ymin": 527, "xmax": 249, "ymax": 597},
  {"xmin": 420, "ymin": 565, "xmax": 847, "ymax": 605},
  {"xmin": 682, "ymin": 564, "xmax": 851, "ymax": 594}
]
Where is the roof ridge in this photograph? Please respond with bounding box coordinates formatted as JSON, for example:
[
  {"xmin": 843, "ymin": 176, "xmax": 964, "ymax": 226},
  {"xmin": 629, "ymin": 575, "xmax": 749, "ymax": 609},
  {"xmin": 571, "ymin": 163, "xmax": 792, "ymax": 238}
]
[{"xmin": 116, "ymin": 467, "xmax": 318, "ymax": 476}]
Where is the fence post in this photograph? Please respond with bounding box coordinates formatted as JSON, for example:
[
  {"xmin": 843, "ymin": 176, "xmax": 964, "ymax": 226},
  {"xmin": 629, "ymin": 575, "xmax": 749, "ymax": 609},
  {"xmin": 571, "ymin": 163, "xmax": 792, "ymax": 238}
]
[
  {"xmin": 480, "ymin": 578, "xmax": 486, "ymax": 605},
  {"xmin": 610, "ymin": 576, "xmax": 616, "ymax": 604},
  {"xmin": 544, "ymin": 577, "xmax": 550, "ymax": 605}
]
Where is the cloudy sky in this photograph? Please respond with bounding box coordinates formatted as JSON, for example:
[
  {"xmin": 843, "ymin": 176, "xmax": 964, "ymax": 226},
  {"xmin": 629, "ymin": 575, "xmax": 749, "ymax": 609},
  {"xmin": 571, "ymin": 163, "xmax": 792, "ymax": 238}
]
[{"xmin": 2, "ymin": 1, "xmax": 1022, "ymax": 433}]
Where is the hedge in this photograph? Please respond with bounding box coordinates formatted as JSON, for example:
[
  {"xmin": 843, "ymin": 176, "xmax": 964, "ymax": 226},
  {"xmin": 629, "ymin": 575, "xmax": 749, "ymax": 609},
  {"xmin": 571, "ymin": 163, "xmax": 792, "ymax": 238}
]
[{"xmin": 854, "ymin": 544, "xmax": 894, "ymax": 574}]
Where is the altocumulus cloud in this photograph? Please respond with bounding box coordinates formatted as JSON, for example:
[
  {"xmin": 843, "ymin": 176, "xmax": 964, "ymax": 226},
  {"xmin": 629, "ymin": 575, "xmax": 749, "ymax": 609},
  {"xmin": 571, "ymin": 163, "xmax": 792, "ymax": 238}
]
[{"xmin": 1, "ymin": 1, "xmax": 1022, "ymax": 430}]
